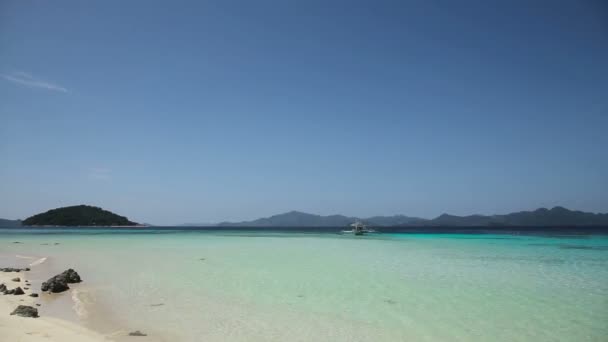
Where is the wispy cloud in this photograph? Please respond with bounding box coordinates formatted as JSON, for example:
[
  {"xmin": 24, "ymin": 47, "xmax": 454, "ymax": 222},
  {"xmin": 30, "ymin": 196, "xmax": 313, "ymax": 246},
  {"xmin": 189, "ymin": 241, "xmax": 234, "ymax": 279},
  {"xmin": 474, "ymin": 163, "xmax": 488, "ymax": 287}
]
[
  {"xmin": 1, "ymin": 71, "xmax": 68, "ymax": 93},
  {"xmin": 88, "ymin": 168, "xmax": 112, "ymax": 181}
]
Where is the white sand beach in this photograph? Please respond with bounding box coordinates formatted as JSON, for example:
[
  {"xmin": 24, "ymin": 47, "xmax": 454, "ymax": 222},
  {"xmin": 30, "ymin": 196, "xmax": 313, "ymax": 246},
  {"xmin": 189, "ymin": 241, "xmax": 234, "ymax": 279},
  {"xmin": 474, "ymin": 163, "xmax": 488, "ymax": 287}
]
[{"xmin": 0, "ymin": 270, "xmax": 108, "ymax": 341}]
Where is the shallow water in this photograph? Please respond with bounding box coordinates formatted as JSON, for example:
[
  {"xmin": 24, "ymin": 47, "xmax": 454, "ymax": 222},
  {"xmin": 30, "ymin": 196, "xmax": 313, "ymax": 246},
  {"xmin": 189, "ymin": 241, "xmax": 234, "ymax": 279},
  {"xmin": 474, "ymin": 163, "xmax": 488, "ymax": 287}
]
[{"xmin": 1, "ymin": 229, "xmax": 607, "ymax": 341}]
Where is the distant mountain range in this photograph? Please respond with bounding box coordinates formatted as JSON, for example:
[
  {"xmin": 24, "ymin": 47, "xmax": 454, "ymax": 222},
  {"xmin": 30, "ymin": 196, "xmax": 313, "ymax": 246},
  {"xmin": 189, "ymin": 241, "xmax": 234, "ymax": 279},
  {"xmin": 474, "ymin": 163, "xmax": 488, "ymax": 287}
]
[
  {"xmin": 0, "ymin": 218, "xmax": 21, "ymax": 227},
  {"xmin": 2, "ymin": 206, "xmax": 607, "ymax": 228},
  {"xmin": 217, "ymin": 207, "xmax": 608, "ymax": 227}
]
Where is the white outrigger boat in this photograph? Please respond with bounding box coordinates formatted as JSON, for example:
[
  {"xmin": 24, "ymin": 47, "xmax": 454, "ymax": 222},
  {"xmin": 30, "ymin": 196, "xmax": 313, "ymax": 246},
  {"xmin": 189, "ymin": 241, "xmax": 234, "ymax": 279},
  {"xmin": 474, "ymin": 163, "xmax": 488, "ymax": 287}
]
[{"xmin": 342, "ymin": 221, "xmax": 376, "ymax": 235}]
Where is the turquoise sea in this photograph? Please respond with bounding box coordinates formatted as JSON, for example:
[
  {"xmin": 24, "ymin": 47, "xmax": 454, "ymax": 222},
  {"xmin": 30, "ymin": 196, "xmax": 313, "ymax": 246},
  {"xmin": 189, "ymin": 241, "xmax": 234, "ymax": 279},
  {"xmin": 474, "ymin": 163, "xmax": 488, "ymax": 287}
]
[{"xmin": 1, "ymin": 228, "xmax": 607, "ymax": 341}]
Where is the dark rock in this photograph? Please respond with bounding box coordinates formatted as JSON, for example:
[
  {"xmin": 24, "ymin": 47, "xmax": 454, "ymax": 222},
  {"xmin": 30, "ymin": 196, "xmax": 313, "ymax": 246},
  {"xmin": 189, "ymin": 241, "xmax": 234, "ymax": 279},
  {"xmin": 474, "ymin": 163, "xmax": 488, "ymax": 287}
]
[
  {"xmin": 35, "ymin": 303, "xmax": 41, "ymax": 306},
  {"xmin": 1, "ymin": 267, "xmax": 27, "ymax": 272},
  {"xmin": 10, "ymin": 305, "xmax": 39, "ymax": 318},
  {"xmin": 60, "ymin": 269, "xmax": 82, "ymax": 283},
  {"xmin": 24, "ymin": 268, "xmax": 30, "ymax": 271},
  {"xmin": 24, "ymin": 287, "xmax": 29, "ymax": 290},
  {"xmin": 2, "ymin": 286, "xmax": 24, "ymax": 295},
  {"xmin": 29, "ymin": 293, "xmax": 39, "ymax": 297},
  {"xmin": 41, "ymin": 278, "xmax": 69, "ymax": 293},
  {"xmin": 41, "ymin": 269, "xmax": 82, "ymax": 293},
  {"xmin": 129, "ymin": 331, "xmax": 147, "ymax": 336},
  {"xmin": 12, "ymin": 277, "xmax": 20, "ymax": 282}
]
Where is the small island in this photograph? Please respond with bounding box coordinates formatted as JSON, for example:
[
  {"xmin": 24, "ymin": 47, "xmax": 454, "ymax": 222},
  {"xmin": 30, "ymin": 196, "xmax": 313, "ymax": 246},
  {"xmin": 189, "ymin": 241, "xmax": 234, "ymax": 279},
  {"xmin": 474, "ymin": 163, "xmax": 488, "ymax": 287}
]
[{"xmin": 22, "ymin": 205, "xmax": 138, "ymax": 227}]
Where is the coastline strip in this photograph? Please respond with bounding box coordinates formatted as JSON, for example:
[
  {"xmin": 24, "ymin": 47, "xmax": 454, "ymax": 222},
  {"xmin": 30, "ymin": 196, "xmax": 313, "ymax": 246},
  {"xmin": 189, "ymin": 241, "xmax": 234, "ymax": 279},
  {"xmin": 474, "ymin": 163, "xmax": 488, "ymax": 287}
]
[{"xmin": 0, "ymin": 270, "xmax": 107, "ymax": 341}]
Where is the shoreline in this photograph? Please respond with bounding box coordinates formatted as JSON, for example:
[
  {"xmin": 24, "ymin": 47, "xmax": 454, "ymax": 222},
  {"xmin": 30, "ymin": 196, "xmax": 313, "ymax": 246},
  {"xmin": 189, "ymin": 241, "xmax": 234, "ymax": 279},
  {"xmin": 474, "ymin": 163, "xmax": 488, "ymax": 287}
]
[
  {"xmin": 1, "ymin": 255, "xmax": 163, "ymax": 342},
  {"xmin": 0, "ymin": 270, "xmax": 107, "ymax": 341},
  {"xmin": 1, "ymin": 247, "xmax": 165, "ymax": 342}
]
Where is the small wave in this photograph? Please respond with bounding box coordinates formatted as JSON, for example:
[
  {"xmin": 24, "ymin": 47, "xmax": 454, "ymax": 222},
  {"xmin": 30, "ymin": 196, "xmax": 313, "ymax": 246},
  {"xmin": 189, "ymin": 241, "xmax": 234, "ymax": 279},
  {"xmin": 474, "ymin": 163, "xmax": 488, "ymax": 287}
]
[
  {"xmin": 72, "ymin": 288, "xmax": 94, "ymax": 319},
  {"xmin": 15, "ymin": 254, "xmax": 36, "ymax": 260},
  {"xmin": 29, "ymin": 257, "xmax": 48, "ymax": 266}
]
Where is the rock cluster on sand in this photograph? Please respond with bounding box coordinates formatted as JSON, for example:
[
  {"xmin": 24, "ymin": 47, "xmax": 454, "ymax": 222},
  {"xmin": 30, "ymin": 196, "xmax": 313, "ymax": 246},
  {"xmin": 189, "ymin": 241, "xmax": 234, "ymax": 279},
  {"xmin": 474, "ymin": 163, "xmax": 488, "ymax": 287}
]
[
  {"xmin": 0, "ymin": 284, "xmax": 25, "ymax": 295},
  {"xmin": 0, "ymin": 267, "xmax": 30, "ymax": 272},
  {"xmin": 10, "ymin": 305, "xmax": 39, "ymax": 318},
  {"xmin": 129, "ymin": 330, "xmax": 147, "ymax": 336},
  {"xmin": 41, "ymin": 269, "xmax": 82, "ymax": 293}
]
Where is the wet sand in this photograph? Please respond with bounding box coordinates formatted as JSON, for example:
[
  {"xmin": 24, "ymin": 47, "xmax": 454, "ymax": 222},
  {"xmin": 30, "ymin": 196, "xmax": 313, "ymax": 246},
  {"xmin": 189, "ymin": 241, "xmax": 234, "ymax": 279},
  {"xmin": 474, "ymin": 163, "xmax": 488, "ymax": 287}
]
[{"xmin": 0, "ymin": 269, "xmax": 106, "ymax": 341}]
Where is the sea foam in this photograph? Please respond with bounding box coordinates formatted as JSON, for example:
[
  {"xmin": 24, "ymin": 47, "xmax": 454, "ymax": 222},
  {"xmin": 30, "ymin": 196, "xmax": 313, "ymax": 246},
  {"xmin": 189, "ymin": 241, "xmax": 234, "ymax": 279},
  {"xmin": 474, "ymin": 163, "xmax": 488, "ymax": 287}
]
[
  {"xmin": 72, "ymin": 288, "xmax": 94, "ymax": 319},
  {"xmin": 29, "ymin": 257, "xmax": 48, "ymax": 266}
]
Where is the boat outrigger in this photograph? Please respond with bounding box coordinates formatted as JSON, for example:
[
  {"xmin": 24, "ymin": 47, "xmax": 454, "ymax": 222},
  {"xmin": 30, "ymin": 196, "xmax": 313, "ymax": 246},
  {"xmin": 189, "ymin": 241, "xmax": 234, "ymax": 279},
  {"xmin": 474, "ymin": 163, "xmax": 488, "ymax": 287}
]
[{"xmin": 342, "ymin": 221, "xmax": 376, "ymax": 235}]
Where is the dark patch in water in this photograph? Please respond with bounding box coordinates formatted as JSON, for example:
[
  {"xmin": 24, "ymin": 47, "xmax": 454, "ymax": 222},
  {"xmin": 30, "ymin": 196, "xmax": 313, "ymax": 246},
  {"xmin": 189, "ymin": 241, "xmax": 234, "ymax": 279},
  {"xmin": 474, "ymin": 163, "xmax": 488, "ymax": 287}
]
[
  {"xmin": 540, "ymin": 258, "xmax": 566, "ymax": 265},
  {"xmin": 296, "ymin": 294, "xmax": 305, "ymax": 298},
  {"xmin": 467, "ymin": 255, "xmax": 565, "ymax": 265},
  {"xmin": 528, "ymin": 243, "xmax": 608, "ymax": 251},
  {"xmin": 150, "ymin": 303, "xmax": 164, "ymax": 307},
  {"xmin": 450, "ymin": 236, "xmax": 519, "ymax": 240},
  {"xmin": 559, "ymin": 245, "xmax": 608, "ymax": 251},
  {"xmin": 534, "ymin": 234, "xmax": 591, "ymax": 239},
  {"xmin": 384, "ymin": 299, "xmax": 397, "ymax": 305},
  {"xmin": 211, "ymin": 233, "xmax": 325, "ymax": 238}
]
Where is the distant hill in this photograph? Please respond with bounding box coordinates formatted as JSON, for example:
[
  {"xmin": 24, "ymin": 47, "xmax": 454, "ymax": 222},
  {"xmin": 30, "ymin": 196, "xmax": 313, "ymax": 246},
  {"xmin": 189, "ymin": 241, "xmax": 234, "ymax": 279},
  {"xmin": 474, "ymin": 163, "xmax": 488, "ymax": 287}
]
[
  {"xmin": 218, "ymin": 211, "xmax": 426, "ymax": 227},
  {"xmin": 23, "ymin": 205, "xmax": 138, "ymax": 227},
  {"xmin": 177, "ymin": 222, "xmax": 215, "ymax": 227},
  {"xmin": 0, "ymin": 218, "xmax": 22, "ymax": 227},
  {"xmin": 365, "ymin": 215, "xmax": 428, "ymax": 226},
  {"xmin": 218, "ymin": 211, "xmax": 355, "ymax": 227},
  {"xmin": 216, "ymin": 207, "xmax": 608, "ymax": 227},
  {"xmin": 427, "ymin": 206, "xmax": 608, "ymax": 227}
]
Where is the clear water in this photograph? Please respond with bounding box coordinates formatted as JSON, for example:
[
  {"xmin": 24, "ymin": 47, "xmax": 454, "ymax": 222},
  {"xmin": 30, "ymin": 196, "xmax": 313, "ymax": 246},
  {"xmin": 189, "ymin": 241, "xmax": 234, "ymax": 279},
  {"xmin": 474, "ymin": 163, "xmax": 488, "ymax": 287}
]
[{"xmin": 1, "ymin": 229, "xmax": 607, "ymax": 341}]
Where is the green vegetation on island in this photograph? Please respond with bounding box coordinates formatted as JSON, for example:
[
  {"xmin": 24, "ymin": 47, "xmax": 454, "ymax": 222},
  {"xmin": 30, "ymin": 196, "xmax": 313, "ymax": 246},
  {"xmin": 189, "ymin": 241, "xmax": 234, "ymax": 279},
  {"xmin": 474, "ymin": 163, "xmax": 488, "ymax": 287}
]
[{"xmin": 22, "ymin": 205, "xmax": 138, "ymax": 227}]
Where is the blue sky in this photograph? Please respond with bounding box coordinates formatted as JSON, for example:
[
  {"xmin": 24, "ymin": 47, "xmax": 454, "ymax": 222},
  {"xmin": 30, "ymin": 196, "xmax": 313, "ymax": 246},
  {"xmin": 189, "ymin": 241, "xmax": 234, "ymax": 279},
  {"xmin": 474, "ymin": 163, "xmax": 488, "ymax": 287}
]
[{"xmin": 1, "ymin": 1, "xmax": 607, "ymax": 225}]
